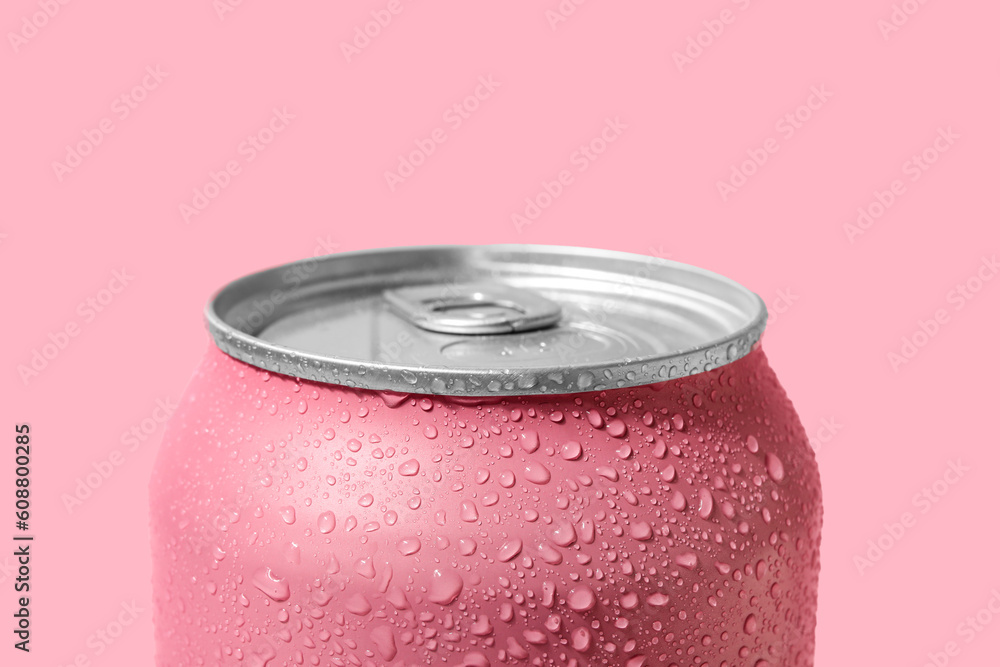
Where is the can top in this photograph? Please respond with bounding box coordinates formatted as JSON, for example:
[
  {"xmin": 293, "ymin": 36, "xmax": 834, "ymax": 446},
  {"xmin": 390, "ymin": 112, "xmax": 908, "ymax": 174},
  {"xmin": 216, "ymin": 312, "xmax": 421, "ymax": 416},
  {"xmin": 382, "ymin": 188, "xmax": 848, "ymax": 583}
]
[{"xmin": 206, "ymin": 245, "xmax": 767, "ymax": 396}]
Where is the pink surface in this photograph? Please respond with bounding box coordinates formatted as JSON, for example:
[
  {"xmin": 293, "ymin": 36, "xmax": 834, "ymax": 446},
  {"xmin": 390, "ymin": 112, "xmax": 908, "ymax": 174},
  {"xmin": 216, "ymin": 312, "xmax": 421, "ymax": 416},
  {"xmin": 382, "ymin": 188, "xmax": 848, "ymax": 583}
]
[
  {"xmin": 1, "ymin": 1, "xmax": 998, "ymax": 665},
  {"xmin": 149, "ymin": 345, "xmax": 821, "ymax": 666}
]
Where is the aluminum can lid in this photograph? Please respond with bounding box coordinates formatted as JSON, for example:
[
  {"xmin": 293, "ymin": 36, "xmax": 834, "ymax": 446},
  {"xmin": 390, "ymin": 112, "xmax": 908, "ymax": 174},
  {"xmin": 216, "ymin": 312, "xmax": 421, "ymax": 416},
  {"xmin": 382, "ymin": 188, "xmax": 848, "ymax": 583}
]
[{"xmin": 206, "ymin": 245, "xmax": 767, "ymax": 396}]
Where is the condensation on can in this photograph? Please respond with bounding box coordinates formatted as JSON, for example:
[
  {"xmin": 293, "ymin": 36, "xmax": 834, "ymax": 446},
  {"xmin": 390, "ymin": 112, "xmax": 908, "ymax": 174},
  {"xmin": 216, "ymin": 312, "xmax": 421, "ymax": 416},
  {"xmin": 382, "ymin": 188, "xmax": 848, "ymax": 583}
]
[{"xmin": 150, "ymin": 245, "xmax": 821, "ymax": 667}]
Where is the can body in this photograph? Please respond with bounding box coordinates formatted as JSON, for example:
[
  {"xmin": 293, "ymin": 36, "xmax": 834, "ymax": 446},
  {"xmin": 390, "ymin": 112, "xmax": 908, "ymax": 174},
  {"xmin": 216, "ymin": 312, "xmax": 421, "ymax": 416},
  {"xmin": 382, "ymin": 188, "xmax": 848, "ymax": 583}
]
[{"xmin": 150, "ymin": 343, "xmax": 821, "ymax": 666}]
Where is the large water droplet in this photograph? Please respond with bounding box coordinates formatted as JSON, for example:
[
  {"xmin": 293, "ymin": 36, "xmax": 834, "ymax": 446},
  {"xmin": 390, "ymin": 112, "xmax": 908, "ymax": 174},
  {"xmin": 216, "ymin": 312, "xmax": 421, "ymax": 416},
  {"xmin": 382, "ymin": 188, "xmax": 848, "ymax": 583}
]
[
  {"xmin": 766, "ymin": 452, "xmax": 785, "ymax": 482},
  {"xmin": 371, "ymin": 625, "xmax": 397, "ymax": 660},
  {"xmin": 537, "ymin": 541, "xmax": 563, "ymax": 565},
  {"xmin": 460, "ymin": 501, "xmax": 479, "ymax": 522},
  {"xmin": 560, "ymin": 440, "xmax": 583, "ymax": 460},
  {"xmin": 606, "ymin": 418, "xmax": 627, "ymax": 438},
  {"xmin": 630, "ymin": 521, "xmax": 653, "ymax": 541},
  {"xmin": 428, "ymin": 569, "xmax": 464, "ymax": 605},
  {"xmin": 566, "ymin": 585, "xmax": 597, "ymax": 612},
  {"xmin": 524, "ymin": 462, "xmax": 551, "ymax": 484},
  {"xmin": 354, "ymin": 556, "xmax": 376, "ymax": 579},
  {"xmin": 549, "ymin": 521, "xmax": 577, "ymax": 547},
  {"xmin": 670, "ymin": 491, "xmax": 687, "ymax": 511},
  {"xmin": 345, "ymin": 593, "xmax": 372, "ymax": 615},
  {"xmin": 251, "ymin": 567, "xmax": 290, "ymax": 601},
  {"xmin": 646, "ymin": 592, "xmax": 669, "ymax": 607},
  {"xmin": 675, "ymin": 551, "xmax": 698, "ymax": 570},
  {"xmin": 697, "ymin": 488, "xmax": 714, "ymax": 519},
  {"xmin": 571, "ymin": 627, "xmax": 593, "ymax": 652},
  {"xmin": 470, "ymin": 615, "xmax": 493, "ymax": 636},
  {"xmin": 397, "ymin": 537, "xmax": 421, "ymax": 555},
  {"xmin": 497, "ymin": 538, "xmax": 523, "ymax": 562},
  {"xmin": 519, "ymin": 430, "xmax": 540, "ymax": 453}
]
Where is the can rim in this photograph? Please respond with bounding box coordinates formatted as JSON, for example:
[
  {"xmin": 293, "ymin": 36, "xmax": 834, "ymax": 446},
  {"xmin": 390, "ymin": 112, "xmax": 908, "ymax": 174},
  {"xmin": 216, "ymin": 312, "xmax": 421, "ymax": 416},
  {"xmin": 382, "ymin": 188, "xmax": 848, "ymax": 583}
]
[{"xmin": 205, "ymin": 244, "xmax": 768, "ymax": 396}]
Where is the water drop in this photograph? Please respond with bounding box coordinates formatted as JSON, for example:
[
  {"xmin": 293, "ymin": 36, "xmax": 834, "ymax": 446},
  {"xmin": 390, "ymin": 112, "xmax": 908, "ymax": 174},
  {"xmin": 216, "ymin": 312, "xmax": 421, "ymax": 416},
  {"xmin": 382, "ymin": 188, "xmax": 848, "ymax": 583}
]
[
  {"xmin": 399, "ymin": 459, "xmax": 420, "ymax": 476},
  {"xmin": 397, "ymin": 537, "xmax": 421, "ymax": 556},
  {"xmin": 345, "ymin": 593, "xmax": 372, "ymax": 615},
  {"xmin": 537, "ymin": 541, "xmax": 563, "ymax": 565},
  {"xmin": 596, "ymin": 466, "xmax": 619, "ymax": 481},
  {"xmin": 460, "ymin": 501, "xmax": 479, "ymax": 522},
  {"xmin": 646, "ymin": 592, "xmax": 669, "ymax": 607},
  {"xmin": 318, "ymin": 511, "xmax": 336, "ymax": 534},
  {"xmin": 549, "ymin": 521, "xmax": 577, "ymax": 547},
  {"xmin": 697, "ymin": 488, "xmax": 714, "ymax": 519},
  {"xmin": 371, "ymin": 626, "xmax": 397, "ymax": 660},
  {"xmin": 670, "ymin": 491, "xmax": 687, "ymax": 511},
  {"xmin": 497, "ymin": 538, "xmax": 523, "ymax": 562},
  {"xmin": 470, "ymin": 615, "xmax": 493, "ymax": 636},
  {"xmin": 766, "ymin": 452, "xmax": 785, "ymax": 482},
  {"xmin": 571, "ymin": 627, "xmax": 592, "ymax": 652},
  {"xmin": 354, "ymin": 556, "xmax": 376, "ymax": 579},
  {"xmin": 620, "ymin": 591, "xmax": 639, "ymax": 610},
  {"xmin": 675, "ymin": 552, "xmax": 698, "ymax": 569},
  {"xmin": 251, "ymin": 567, "xmax": 290, "ymax": 601},
  {"xmin": 560, "ymin": 440, "xmax": 583, "ymax": 460},
  {"xmin": 519, "ymin": 430, "xmax": 540, "ymax": 453},
  {"xmin": 524, "ymin": 462, "xmax": 551, "ymax": 484},
  {"xmin": 523, "ymin": 629, "xmax": 546, "ymax": 645},
  {"xmin": 428, "ymin": 569, "xmax": 464, "ymax": 605},
  {"xmin": 566, "ymin": 585, "xmax": 597, "ymax": 612},
  {"xmin": 630, "ymin": 521, "xmax": 653, "ymax": 541},
  {"xmin": 606, "ymin": 418, "xmax": 627, "ymax": 438}
]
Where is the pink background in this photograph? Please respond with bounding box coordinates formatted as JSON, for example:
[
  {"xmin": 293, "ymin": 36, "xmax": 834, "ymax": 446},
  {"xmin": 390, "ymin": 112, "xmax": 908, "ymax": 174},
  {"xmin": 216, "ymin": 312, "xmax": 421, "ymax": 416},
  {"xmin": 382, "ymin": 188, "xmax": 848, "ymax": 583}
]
[{"xmin": 2, "ymin": 1, "xmax": 999, "ymax": 665}]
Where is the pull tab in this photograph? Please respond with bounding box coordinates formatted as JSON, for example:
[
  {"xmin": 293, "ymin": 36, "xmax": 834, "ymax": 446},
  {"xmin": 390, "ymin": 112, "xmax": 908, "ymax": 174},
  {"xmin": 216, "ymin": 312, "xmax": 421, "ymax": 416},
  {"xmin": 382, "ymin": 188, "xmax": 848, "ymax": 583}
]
[{"xmin": 384, "ymin": 282, "xmax": 562, "ymax": 335}]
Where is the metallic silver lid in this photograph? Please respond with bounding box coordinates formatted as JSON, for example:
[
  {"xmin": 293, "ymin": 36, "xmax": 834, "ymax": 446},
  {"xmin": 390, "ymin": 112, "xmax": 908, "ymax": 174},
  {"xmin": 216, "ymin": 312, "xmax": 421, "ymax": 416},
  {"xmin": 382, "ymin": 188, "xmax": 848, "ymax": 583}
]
[{"xmin": 206, "ymin": 245, "xmax": 767, "ymax": 396}]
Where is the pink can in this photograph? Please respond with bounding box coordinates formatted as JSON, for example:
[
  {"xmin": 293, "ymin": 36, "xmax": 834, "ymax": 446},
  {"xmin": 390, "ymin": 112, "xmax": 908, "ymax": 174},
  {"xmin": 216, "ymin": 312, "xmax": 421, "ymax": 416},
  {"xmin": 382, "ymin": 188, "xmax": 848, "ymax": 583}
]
[{"xmin": 150, "ymin": 245, "xmax": 821, "ymax": 666}]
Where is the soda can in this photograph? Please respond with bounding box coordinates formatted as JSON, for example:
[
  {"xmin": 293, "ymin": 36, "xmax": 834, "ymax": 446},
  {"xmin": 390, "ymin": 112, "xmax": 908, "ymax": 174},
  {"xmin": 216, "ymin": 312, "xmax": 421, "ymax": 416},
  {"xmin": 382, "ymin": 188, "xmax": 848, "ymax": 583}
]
[{"xmin": 150, "ymin": 245, "xmax": 821, "ymax": 666}]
